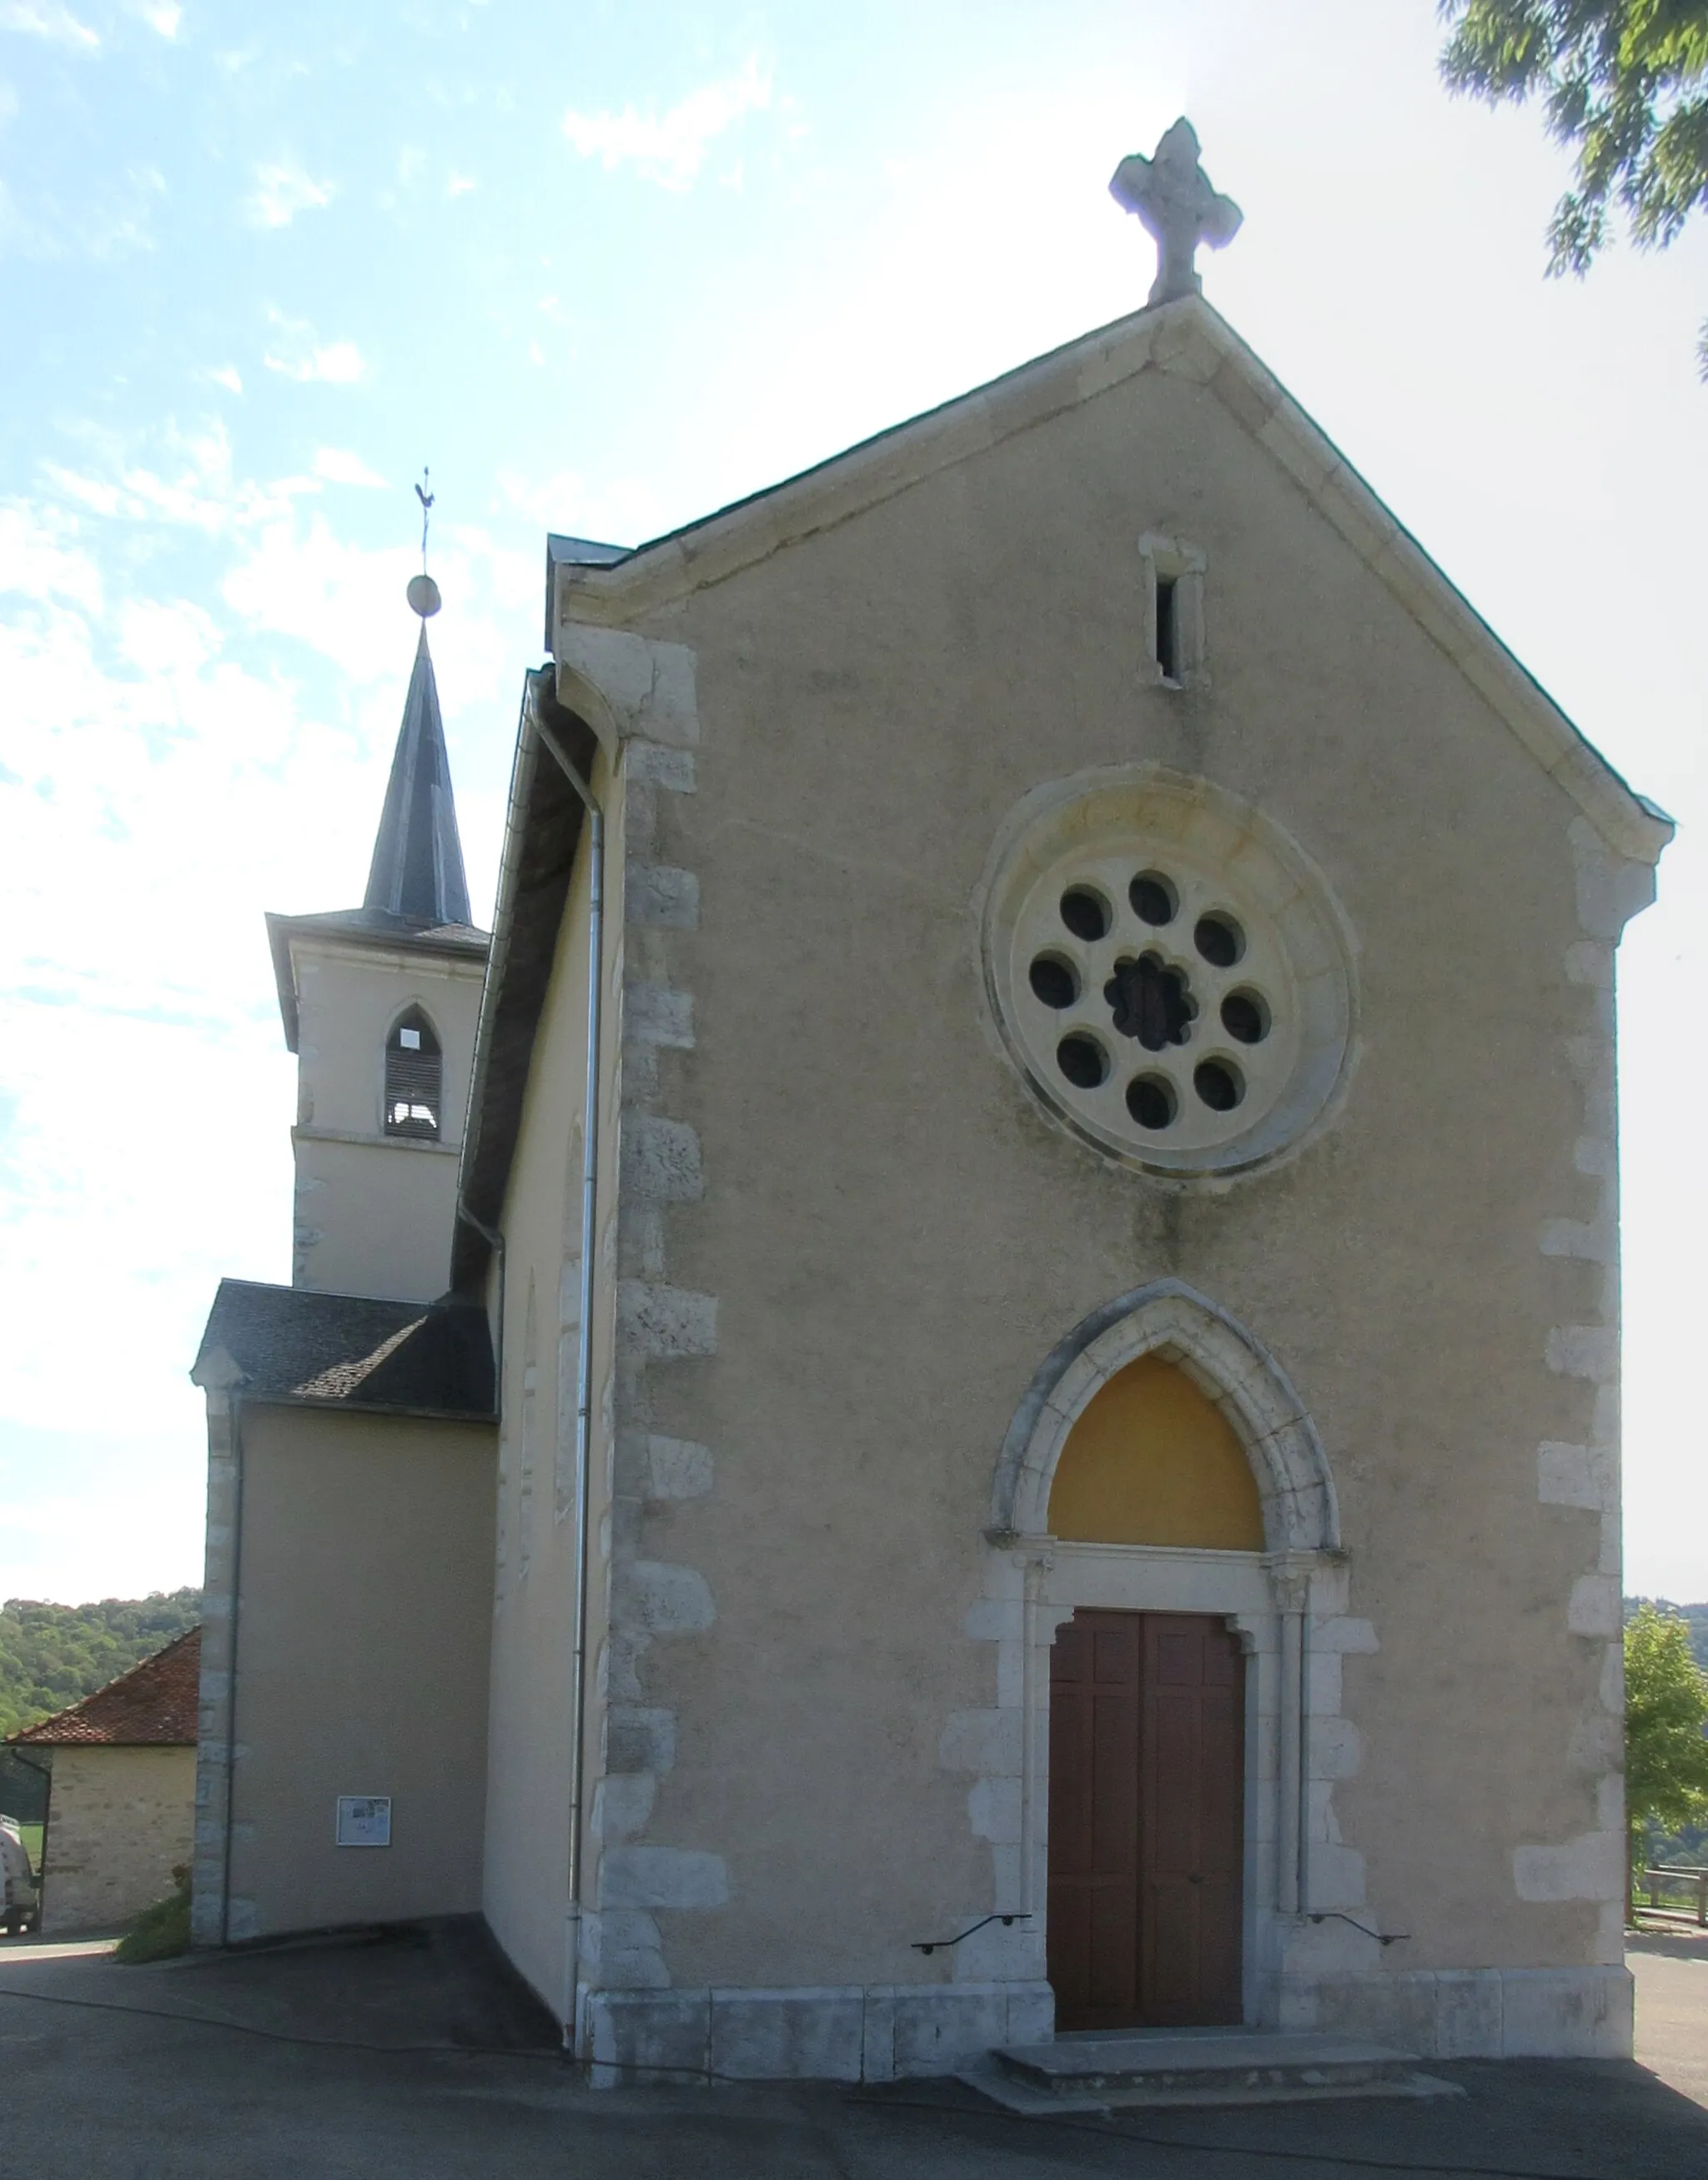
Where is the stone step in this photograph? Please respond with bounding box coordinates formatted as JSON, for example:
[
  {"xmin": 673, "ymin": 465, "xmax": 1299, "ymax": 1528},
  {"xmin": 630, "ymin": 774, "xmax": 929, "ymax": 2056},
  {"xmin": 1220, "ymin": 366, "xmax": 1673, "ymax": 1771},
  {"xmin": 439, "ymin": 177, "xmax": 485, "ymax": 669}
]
[{"xmin": 967, "ymin": 2030, "xmax": 1464, "ymax": 2113}]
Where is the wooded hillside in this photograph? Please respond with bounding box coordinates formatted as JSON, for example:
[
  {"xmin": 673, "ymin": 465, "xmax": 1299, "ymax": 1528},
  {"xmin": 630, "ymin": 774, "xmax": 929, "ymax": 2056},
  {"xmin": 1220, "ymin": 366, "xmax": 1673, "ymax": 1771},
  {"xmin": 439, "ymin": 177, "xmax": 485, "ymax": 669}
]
[{"xmin": 0, "ymin": 1590, "xmax": 202, "ymax": 1740}]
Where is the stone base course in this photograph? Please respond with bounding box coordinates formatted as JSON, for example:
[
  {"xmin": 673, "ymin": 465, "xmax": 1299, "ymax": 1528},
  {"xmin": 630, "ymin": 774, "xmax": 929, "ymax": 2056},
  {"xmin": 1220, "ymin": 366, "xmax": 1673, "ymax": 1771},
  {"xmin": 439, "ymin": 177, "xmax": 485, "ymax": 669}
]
[
  {"xmin": 1287, "ymin": 1964, "xmax": 1632, "ymax": 2060},
  {"xmin": 583, "ymin": 1979, "xmax": 1055, "ymax": 2086},
  {"xmin": 583, "ymin": 1965, "xmax": 1630, "ymax": 2083}
]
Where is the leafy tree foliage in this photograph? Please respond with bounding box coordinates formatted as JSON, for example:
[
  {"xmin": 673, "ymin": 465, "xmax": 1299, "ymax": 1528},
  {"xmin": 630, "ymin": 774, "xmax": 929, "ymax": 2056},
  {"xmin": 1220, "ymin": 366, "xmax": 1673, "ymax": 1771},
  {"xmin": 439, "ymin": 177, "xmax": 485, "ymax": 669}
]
[
  {"xmin": 1625, "ymin": 1602, "xmax": 1708, "ymax": 1848},
  {"xmin": 0, "ymin": 1590, "xmax": 201, "ymax": 1741},
  {"xmin": 1632, "ymin": 1598, "xmax": 1708, "ymax": 1671},
  {"xmin": 1439, "ymin": 2, "xmax": 1708, "ymax": 368}
]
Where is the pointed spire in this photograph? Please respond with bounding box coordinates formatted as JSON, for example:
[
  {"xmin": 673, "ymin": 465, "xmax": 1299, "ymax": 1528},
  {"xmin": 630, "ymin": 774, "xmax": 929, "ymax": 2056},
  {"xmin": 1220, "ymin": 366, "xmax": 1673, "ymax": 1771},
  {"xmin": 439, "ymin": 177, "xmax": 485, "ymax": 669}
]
[{"xmin": 363, "ymin": 620, "xmax": 472, "ymax": 927}]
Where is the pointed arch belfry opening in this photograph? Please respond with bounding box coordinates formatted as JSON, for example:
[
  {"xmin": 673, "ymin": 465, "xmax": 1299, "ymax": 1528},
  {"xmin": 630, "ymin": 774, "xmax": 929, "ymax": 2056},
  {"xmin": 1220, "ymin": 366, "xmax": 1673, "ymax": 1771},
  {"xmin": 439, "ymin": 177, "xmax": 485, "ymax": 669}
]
[
  {"xmin": 991, "ymin": 1278, "xmax": 1338, "ymax": 1554},
  {"xmin": 384, "ymin": 1004, "xmax": 444, "ymax": 1140}
]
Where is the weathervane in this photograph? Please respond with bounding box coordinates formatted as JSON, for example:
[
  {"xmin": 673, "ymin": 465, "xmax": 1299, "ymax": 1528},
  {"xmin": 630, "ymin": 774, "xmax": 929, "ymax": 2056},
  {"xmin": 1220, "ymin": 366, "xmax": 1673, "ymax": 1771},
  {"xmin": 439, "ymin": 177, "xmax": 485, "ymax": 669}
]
[
  {"xmin": 407, "ymin": 466, "xmax": 441, "ymax": 620},
  {"xmin": 1110, "ymin": 118, "xmax": 1243, "ymax": 307}
]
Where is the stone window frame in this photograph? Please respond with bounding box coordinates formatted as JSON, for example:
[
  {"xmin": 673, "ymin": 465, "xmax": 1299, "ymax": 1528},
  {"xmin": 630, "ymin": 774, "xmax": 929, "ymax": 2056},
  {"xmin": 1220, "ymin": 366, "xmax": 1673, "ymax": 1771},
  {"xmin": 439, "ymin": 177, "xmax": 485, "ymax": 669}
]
[{"xmin": 1140, "ymin": 531, "xmax": 1208, "ymax": 689}]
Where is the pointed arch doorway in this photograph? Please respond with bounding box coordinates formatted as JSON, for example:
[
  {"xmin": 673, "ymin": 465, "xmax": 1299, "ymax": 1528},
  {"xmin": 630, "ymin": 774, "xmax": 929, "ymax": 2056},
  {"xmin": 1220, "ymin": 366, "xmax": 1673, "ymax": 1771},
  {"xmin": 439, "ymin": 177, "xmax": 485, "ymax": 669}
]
[
  {"xmin": 988, "ymin": 1280, "xmax": 1340, "ymax": 2035},
  {"xmin": 1045, "ymin": 1352, "xmax": 1259, "ymax": 2029}
]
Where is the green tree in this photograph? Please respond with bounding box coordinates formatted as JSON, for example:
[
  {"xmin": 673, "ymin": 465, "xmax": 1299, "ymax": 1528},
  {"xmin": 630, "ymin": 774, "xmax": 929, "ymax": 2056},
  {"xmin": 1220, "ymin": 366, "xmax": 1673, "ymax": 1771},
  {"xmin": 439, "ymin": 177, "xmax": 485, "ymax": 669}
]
[
  {"xmin": 1439, "ymin": 2, "xmax": 1708, "ymax": 370},
  {"xmin": 1625, "ymin": 1602, "xmax": 1708, "ymax": 1911},
  {"xmin": 0, "ymin": 1590, "xmax": 200, "ymax": 1741}
]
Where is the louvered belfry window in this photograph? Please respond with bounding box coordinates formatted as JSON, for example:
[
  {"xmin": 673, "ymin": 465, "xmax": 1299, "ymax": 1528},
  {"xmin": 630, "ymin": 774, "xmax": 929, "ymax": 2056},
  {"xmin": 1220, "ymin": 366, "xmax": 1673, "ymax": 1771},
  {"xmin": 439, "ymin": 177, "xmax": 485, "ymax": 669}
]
[{"xmin": 384, "ymin": 1008, "xmax": 442, "ymax": 1140}]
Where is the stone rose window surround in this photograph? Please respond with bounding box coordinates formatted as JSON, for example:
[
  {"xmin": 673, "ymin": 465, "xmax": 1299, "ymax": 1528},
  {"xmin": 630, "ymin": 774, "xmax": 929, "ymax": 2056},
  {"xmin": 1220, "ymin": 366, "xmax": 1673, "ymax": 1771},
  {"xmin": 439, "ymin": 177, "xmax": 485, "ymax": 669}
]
[{"xmin": 981, "ymin": 766, "xmax": 1358, "ymax": 1180}]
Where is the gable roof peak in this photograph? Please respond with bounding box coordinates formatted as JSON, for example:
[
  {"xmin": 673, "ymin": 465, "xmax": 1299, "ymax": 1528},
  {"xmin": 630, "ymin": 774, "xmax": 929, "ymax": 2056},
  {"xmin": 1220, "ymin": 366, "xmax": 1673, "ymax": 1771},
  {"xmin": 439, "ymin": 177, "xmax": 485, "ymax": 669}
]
[{"xmin": 549, "ymin": 295, "xmax": 1669, "ymax": 869}]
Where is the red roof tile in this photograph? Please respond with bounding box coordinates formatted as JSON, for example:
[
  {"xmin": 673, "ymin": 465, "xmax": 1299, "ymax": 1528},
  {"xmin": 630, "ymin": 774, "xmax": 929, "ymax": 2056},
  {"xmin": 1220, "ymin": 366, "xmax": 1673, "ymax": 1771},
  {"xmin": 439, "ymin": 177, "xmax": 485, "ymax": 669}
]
[{"xmin": 9, "ymin": 1627, "xmax": 200, "ymax": 1746}]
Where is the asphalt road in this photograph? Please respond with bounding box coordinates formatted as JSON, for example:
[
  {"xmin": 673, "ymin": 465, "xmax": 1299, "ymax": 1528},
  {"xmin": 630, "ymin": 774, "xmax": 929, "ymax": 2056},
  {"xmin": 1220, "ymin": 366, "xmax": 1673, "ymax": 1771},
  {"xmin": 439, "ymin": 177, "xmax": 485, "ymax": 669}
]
[
  {"xmin": 1629, "ymin": 1928, "xmax": 1708, "ymax": 2111},
  {"xmin": 0, "ymin": 1923, "xmax": 1703, "ymax": 2180}
]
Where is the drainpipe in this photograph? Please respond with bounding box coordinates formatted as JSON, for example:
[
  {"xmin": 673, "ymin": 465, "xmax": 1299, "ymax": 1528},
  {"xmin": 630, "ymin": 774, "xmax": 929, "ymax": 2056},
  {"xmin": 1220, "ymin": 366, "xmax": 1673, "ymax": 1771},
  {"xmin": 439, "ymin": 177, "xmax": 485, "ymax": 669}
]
[
  {"xmin": 530, "ymin": 706, "xmax": 605, "ymax": 2061},
  {"xmin": 221, "ymin": 1394, "xmax": 246, "ymax": 1948}
]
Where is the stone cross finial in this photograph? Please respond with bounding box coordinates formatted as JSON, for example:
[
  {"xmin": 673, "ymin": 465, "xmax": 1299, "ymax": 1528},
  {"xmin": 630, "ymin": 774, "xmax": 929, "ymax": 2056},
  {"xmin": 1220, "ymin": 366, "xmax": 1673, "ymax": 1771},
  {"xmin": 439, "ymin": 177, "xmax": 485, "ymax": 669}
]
[{"xmin": 1110, "ymin": 118, "xmax": 1243, "ymax": 307}]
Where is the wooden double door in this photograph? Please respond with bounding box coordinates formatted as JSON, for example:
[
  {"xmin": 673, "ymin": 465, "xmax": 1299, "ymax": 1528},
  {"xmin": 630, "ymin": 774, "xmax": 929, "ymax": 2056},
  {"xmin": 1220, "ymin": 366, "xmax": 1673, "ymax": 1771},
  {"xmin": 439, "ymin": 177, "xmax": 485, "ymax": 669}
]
[{"xmin": 1047, "ymin": 1610, "xmax": 1246, "ymax": 2030}]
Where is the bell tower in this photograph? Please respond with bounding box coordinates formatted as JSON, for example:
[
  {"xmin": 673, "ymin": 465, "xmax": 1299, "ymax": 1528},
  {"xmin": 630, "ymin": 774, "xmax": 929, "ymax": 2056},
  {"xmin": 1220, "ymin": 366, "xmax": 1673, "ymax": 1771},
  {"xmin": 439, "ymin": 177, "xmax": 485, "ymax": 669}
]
[{"xmin": 265, "ymin": 566, "xmax": 489, "ymax": 1303}]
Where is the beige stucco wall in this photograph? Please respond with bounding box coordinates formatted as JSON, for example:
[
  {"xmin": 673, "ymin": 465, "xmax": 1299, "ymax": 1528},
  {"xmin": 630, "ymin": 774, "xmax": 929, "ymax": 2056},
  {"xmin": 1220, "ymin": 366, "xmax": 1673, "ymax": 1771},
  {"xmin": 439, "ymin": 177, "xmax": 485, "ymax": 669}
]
[
  {"xmin": 290, "ymin": 937, "xmax": 485, "ymax": 1301},
  {"xmin": 509, "ymin": 324, "xmax": 1652, "ymax": 2063},
  {"xmin": 224, "ymin": 1404, "xmax": 495, "ymax": 1940},
  {"xmin": 294, "ymin": 1133, "xmax": 462, "ymax": 1304},
  {"xmin": 41, "ymin": 1746, "xmax": 194, "ymax": 1935}
]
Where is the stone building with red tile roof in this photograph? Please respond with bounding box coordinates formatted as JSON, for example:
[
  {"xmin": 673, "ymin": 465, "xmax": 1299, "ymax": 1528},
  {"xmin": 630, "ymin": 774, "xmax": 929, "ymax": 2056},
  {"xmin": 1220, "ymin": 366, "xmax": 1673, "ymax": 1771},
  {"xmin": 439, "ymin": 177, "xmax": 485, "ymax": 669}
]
[{"xmin": 9, "ymin": 1629, "xmax": 199, "ymax": 1934}]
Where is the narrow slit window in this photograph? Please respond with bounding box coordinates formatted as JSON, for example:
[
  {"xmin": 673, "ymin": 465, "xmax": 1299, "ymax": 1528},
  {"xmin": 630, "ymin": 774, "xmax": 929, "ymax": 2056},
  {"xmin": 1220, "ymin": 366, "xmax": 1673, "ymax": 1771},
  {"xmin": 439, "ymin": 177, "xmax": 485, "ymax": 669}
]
[
  {"xmin": 1139, "ymin": 535, "xmax": 1206, "ymax": 687},
  {"xmin": 1154, "ymin": 575, "xmax": 1179, "ymax": 681},
  {"xmin": 384, "ymin": 1007, "xmax": 442, "ymax": 1139}
]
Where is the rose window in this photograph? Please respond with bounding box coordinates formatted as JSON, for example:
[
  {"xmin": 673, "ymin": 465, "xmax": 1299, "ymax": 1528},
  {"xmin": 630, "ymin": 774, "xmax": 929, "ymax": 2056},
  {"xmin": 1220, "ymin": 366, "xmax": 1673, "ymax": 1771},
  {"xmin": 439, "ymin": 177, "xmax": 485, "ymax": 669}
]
[{"xmin": 982, "ymin": 769, "xmax": 1357, "ymax": 1178}]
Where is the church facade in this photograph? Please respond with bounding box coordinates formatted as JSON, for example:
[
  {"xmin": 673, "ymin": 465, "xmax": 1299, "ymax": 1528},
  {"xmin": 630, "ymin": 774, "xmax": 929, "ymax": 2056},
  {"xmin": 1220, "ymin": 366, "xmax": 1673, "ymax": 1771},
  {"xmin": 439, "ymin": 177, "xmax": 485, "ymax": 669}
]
[{"xmin": 190, "ymin": 141, "xmax": 1670, "ymax": 2081}]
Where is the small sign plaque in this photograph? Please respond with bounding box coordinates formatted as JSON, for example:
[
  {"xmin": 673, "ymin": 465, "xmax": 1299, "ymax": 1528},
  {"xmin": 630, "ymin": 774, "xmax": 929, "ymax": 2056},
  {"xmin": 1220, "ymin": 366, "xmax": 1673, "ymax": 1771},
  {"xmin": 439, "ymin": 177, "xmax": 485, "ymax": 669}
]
[{"xmin": 334, "ymin": 1795, "xmax": 392, "ymax": 1848}]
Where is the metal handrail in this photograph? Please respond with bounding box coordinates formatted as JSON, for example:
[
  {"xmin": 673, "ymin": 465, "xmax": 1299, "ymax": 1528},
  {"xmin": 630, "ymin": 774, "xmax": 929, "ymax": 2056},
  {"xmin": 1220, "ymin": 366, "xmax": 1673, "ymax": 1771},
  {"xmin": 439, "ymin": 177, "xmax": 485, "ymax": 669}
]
[
  {"xmin": 1641, "ymin": 1866, "xmax": 1708, "ymax": 1926},
  {"xmin": 911, "ymin": 1912, "xmax": 1030, "ymax": 1956}
]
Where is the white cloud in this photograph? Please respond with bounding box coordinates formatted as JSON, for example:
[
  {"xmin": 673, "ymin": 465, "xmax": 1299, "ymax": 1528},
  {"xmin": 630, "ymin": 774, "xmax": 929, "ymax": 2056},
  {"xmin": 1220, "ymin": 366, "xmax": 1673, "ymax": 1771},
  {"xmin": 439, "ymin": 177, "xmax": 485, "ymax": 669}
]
[
  {"xmin": 562, "ymin": 54, "xmax": 772, "ymax": 191},
  {"xmin": 43, "ymin": 418, "xmax": 319, "ymax": 534},
  {"xmin": 0, "ymin": 161, "xmax": 163, "ymax": 261},
  {"xmin": 208, "ymin": 364, "xmax": 242, "ymax": 394},
  {"xmin": 276, "ymin": 339, "xmax": 362, "ymax": 384},
  {"xmin": 262, "ymin": 311, "xmax": 364, "ymax": 384},
  {"xmin": 446, "ymin": 170, "xmax": 476, "ymax": 198},
  {"xmin": 493, "ymin": 463, "xmax": 653, "ymax": 547},
  {"xmin": 0, "ymin": 500, "xmax": 103, "ymax": 611},
  {"xmin": 116, "ymin": 595, "xmax": 219, "ymax": 676},
  {"xmin": 247, "ymin": 158, "xmax": 335, "ymax": 231},
  {"xmin": 0, "ymin": 429, "xmax": 530, "ymax": 1546},
  {"xmin": 312, "ymin": 446, "xmax": 386, "ymax": 489},
  {"xmin": 136, "ymin": 0, "xmax": 181, "ymax": 33},
  {"xmin": 0, "ymin": 2, "xmax": 98, "ymax": 48},
  {"xmin": 0, "ymin": 1453, "xmax": 206, "ymax": 1605}
]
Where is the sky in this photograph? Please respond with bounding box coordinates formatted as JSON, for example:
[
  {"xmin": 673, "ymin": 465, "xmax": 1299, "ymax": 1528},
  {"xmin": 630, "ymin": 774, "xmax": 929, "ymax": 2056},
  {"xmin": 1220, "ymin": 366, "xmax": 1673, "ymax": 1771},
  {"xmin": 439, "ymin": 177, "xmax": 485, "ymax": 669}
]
[{"xmin": 1, "ymin": 0, "xmax": 1705, "ymax": 1607}]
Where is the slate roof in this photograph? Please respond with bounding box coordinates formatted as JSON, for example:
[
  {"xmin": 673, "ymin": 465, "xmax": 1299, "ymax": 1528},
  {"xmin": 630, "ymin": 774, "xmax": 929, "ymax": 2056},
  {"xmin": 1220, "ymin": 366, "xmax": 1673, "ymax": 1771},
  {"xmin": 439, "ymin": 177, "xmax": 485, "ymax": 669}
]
[
  {"xmin": 264, "ymin": 623, "xmax": 490, "ymax": 1051},
  {"xmin": 193, "ymin": 1279, "xmax": 495, "ymax": 1418},
  {"xmin": 365, "ymin": 625, "xmax": 473, "ymax": 927},
  {"xmin": 11, "ymin": 1628, "xmax": 201, "ymax": 1747},
  {"xmin": 264, "ymin": 907, "xmax": 488, "ymax": 1052}
]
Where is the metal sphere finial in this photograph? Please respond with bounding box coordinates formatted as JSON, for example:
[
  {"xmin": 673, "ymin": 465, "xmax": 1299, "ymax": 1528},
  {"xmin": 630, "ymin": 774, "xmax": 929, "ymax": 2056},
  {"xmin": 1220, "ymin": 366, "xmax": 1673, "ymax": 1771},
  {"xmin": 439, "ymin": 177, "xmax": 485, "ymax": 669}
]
[{"xmin": 409, "ymin": 466, "xmax": 440, "ymax": 619}]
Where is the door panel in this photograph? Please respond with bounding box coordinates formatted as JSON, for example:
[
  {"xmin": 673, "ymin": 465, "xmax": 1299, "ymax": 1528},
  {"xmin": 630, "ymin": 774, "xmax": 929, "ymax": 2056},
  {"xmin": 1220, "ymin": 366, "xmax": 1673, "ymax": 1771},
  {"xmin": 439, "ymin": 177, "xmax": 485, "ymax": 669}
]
[{"xmin": 1047, "ymin": 1609, "xmax": 1245, "ymax": 2031}]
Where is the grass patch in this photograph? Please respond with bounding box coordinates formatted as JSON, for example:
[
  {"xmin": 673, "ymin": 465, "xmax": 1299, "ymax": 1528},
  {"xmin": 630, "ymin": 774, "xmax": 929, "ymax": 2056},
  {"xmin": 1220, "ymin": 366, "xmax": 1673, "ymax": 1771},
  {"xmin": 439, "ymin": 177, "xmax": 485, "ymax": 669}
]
[
  {"xmin": 115, "ymin": 1864, "xmax": 190, "ymax": 1964},
  {"xmin": 18, "ymin": 1824, "xmax": 42, "ymax": 1870}
]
